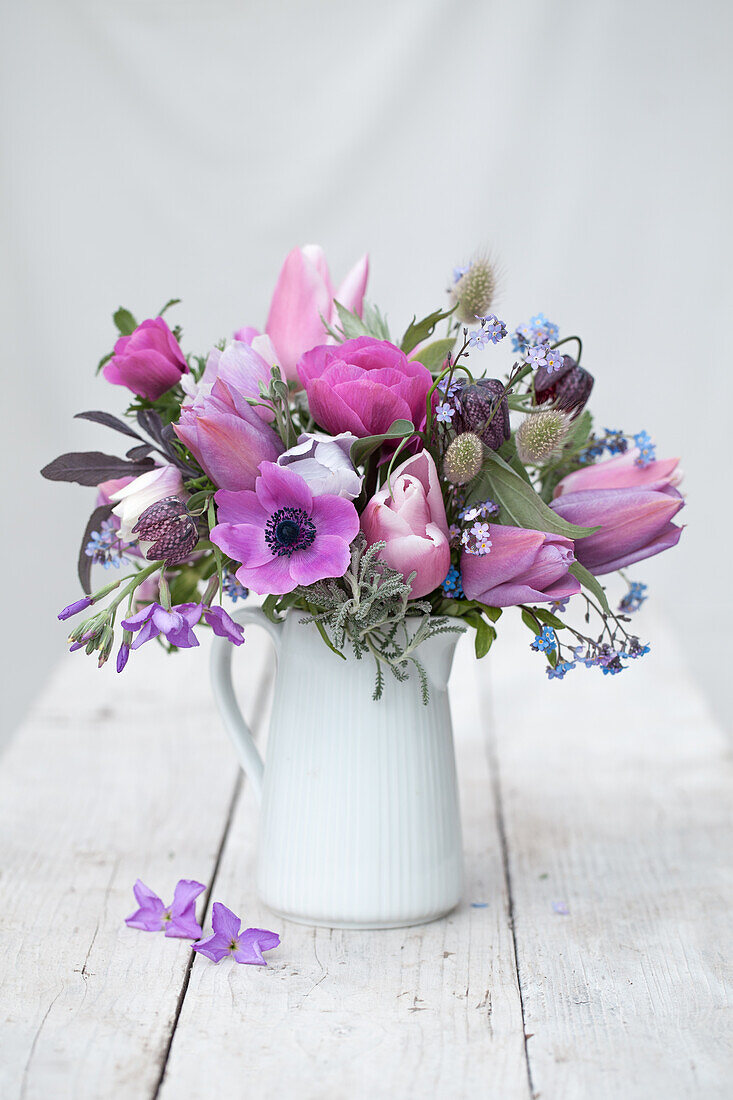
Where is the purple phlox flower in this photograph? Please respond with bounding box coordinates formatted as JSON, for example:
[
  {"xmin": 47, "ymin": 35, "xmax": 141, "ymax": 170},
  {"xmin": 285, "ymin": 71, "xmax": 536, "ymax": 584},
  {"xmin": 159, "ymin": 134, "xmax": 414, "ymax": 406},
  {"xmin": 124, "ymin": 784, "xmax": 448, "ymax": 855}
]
[
  {"xmin": 550, "ymin": 597, "xmax": 569, "ymax": 614},
  {"xmin": 223, "ymin": 573, "xmax": 250, "ymax": 602},
  {"xmin": 193, "ymin": 902, "xmax": 280, "ymax": 965},
  {"xmin": 618, "ymin": 581, "xmax": 648, "ymax": 614},
  {"xmin": 132, "ymin": 496, "xmax": 199, "ymax": 566},
  {"xmin": 526, "ymin": 342, "xmax": 551, "ymax": 369},
  {"xmin": 441, "ymin": 564, "xmax": 464, "ymax": 599},
  {"xmin": 452, "ymin": 263, "xmax": 471, "ymax": 284},
  {"xmin": 437, "ymin": 378, "xmax": 460, "ymax": 399},
  {"xmin": 461, "ymin": 522, "xmax": 492, "ymax": 555},
  {"xmin": 626, "ymin": 636, "xmax": 650, "ymax": 659},
  {"xmin": 468, "ymin": 329, "xmax": 489, "ymax": 349},
  {"xmin": 633, "ymin": 430, "xmax": 656, "ymax": 468},
  {"xmin": 85, "ymin": 519, "xmax": 131, "ymax": 569},
  {"xmin": 459, "ymin": 499, "xmax": 499, "ymax": 522},
  {"xmin": 58, "ymin": 596, "xmax": 93, "ymax": 621},
  {"xmin": 181, "ymin": 603, "xmax": 245, "ymax": 644},
  {"xmin": 546, "ymin": 660, "xmax": 575, "ymax": 680},
  {"xmin": 543, "ymin": 347, "xmax": 565, "ymax": 373},
  {"xmin": 448, "ymin": 523, "xmax": 461, "ymax": 543},
  {"xmin": 435, "ymin": 402, "xmax": 456, "ymax": 424},
  {"xmin": 530, "ymin": 625, "xmax": 556, "ymax": 653},
  {"xmin": 477, "ymin": 314, "xmax": 507, "ymax": 344},
  {"xmin": 121, "ymin": 601, "xmax": 201, "ymax": 650},
  {"xmin": 125, "ymin": 878, "xmax": 206, "ymax": 938}
]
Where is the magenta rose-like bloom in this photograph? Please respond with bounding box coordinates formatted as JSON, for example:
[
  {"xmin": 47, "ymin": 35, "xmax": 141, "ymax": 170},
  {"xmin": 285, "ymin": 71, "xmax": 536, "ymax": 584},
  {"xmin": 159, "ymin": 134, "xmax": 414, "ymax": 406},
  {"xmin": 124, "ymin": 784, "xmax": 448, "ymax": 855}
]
[
  {"xmin": 103, "ymin": 317, "xmax": 188, "ymax": 401},
  {"xmin": 551, "ymin": 485, "xmax": 684, "ymax": 575},
  {"xmin": 210, "ymin": 462, "xmax": 360, "ymax": 595},
  {"xmin": 461, "ymin": 525, "xmax": 582, "ymax": 607},
  {"xmin": 553, "ymin": 448, "xmax": 681, "ymax": 497},
  {"xmin": 297, "ymin": 337, "xmax": 434, "ymax": 438},
  {"xmin": 360, "ymin": 451, "xmax": 451, "ymax": 598},
  {"xmin": 174, "ymin": 377, "xmax": 283, "ymax": 491}
]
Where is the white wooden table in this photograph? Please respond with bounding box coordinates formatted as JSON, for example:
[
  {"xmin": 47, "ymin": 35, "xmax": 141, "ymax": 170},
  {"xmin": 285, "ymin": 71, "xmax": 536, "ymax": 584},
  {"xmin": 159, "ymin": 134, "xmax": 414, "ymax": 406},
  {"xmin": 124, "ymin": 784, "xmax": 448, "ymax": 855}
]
[{"xmin": 1, "ymin": 613, "xmax": 730, "ymax": 1099}]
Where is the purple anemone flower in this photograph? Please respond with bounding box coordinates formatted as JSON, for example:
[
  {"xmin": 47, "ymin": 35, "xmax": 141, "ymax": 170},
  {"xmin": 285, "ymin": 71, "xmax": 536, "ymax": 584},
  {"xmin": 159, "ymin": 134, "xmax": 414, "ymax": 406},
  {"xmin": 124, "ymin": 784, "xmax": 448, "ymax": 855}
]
[
  {"xmin": 125, "ymin": 878, "xmax": 205, "ymax": 939},
  {"xmin": 210, "ymin": 462, "xmax": 360, "ymax": 595},
  {"xmin": 193, "ymin": 902, "xmax": 280, "ymax": 965}
]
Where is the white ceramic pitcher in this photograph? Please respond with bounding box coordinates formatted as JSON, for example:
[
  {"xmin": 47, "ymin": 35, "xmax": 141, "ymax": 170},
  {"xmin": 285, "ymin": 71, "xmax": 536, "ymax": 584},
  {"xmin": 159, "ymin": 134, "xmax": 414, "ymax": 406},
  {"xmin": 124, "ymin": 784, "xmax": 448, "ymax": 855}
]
[{"xmin": 210, "ymin": 608, "xmax": 463, "ymax": 929}]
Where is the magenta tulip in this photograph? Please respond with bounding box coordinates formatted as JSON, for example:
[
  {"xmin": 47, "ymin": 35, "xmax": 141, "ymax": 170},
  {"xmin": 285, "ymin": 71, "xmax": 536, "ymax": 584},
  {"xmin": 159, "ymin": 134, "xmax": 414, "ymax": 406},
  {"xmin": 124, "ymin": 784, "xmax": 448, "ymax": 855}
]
[
  {"xmin": 461, "ymin": 526, "xmax": 581, "ymax": 607},
  {"xmin": 360, "ymin": 451, "xmax": 450, "ymax": 598},
  {"xmin": 551, "ymin": 485, "xmax": 684, "ymax": 575},
  {"xmin": 297, "ymin": 337, "xmax": 434, "ymax": 438},
  {"xmin": 103, "ymin": 317, "xmax": 188, "ymax": 401},
  {"xmin": 553, "ymin": 448, "xmax": 681, "ymax": 497},
  {"xmin": 240, "ymin": 245, "xmax": 369, "ymax": 383},
  {"xmin": 174, "ymin": 378, "xmax": 283, "ymax": 491}
]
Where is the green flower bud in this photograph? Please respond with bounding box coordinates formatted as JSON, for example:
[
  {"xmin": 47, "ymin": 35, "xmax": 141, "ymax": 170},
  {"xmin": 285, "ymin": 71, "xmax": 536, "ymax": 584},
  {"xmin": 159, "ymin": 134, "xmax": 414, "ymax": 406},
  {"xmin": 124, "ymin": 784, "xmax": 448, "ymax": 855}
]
[
  {"xmin": 451, "ymin": 256, "xmax": 498, "ymax": 324},
  {"xmin": 443, "ymin": 432, "xmax": 484, "ymax": 485},
  {"xmin": 515, "ymin": 410, "xmax": 572, "ymax": 465}
]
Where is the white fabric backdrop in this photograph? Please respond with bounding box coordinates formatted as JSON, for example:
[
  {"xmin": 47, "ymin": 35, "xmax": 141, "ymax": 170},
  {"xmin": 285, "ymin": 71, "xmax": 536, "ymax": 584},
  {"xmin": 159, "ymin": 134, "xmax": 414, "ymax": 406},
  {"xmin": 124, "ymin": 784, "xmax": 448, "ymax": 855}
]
[{"xmin": 1, "ymin": 0, "xmax": 731, "ymax": 741}]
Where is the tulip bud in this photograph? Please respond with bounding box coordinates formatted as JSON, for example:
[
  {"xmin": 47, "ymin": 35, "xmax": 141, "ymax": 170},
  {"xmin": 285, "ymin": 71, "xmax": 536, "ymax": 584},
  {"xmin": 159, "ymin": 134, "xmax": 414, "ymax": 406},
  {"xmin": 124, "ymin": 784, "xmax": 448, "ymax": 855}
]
[
  {"xmin": 515, "ymin": 410, "xmax": 572, "ymax": 465},
  {"xmin": 450, "ymin": 257, "xmax": 498, "ymax": 324},
  {"xmin": 453, "ymin": 379, "xmax": 510, "ymax": 451},
  {"xmin": 534, "ymin": 355, "xmax": 594, "ymax": 416},
  {"xmin": 444, "ymin": 432, "xmax": 484, "ymax": 485}
]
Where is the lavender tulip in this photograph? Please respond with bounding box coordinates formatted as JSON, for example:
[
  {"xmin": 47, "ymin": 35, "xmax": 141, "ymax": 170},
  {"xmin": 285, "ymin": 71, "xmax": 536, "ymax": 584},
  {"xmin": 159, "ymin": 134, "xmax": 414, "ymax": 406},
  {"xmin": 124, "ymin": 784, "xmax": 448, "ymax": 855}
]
[
  {"xmin": 174, "ymin": 376, "xmax": 283, "ymax": 491},
  {"xmin": 551, "ymin": 484, "xmax": 684, "ymax": 575},
  {"xmin": 461, "ymin": 525, "xmax": 581, "ymax": 607},
  {"xmin": 553, "ymin": 448, "xmax": 681, "ymax": 497}
]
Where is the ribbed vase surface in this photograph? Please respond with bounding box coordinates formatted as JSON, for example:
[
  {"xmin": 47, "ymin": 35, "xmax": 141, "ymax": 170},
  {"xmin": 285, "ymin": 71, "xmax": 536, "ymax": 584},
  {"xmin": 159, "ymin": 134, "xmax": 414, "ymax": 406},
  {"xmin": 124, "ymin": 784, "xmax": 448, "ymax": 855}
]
[{"xmin": 211, "ymin": 609, "xmax": 463, "ymax": 929}]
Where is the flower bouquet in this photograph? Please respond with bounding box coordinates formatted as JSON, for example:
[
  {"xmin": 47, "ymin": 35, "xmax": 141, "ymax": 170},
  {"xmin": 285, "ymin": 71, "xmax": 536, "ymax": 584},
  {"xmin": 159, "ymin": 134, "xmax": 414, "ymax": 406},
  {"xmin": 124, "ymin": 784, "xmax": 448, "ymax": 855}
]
[
  {"xmin": 43, "ymin": 245, "xmax": 684, "ymax": 928},
  {"xmin": 44, "ymin": 245, "xmax": 683, "ymax": 690}
]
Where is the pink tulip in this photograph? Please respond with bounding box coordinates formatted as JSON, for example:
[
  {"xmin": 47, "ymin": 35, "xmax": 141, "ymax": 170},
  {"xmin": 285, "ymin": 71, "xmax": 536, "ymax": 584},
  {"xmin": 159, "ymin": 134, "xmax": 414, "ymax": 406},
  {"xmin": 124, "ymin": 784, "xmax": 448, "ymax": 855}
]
[
  {"xmin": 553, "ymin": 448, "xmax": 681, "ymax": 497},
  {"xmin": 183, "ymin": 340, "xmax": 275, "ymax": 423},
  {"xmin": 237, "ymin": 246, "xmax": 369, "ymax": 383},
  {"xmin": 174, "ymin": 377, "xmax": 283, "ymax": 491},
  {"xmin": 361, "ymin": 451, "xmax": 450, "ymax": 598},
  {"xmin": 461, "ymin": 526, "xmax": 581, "ymax": 607},
  {"xmin": 103, "ymin": 318, "xmax": 188, "ymax": 401}
]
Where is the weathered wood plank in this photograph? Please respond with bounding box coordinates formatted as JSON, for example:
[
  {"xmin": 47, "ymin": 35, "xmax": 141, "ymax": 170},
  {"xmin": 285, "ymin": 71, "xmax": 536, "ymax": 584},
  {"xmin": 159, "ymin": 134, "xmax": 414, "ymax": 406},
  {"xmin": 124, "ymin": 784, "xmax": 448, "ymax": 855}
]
[
  {"xmin": 487, "ymin": 613, "xmax": 733, "ymax": 1099},
  {"xmin": 0, "ymin": 632, "xmax": 271, "ymax": 1100},
  {"xmin": 158, "ymin": 633, "xmax": 530, "ymax": 1100}
]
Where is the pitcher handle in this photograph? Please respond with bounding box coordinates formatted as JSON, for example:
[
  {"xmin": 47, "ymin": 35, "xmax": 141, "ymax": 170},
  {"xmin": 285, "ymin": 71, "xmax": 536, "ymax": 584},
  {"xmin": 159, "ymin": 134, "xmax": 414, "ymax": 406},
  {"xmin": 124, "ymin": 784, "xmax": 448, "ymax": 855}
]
[{"xmin": 210, "ymin": 606, "xmax": 283, "ymax": 803}]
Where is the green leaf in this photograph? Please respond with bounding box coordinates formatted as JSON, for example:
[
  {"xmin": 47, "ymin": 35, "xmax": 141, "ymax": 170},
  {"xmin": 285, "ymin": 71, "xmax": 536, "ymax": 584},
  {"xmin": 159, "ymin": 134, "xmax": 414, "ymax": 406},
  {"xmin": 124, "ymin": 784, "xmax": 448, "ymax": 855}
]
[
  {"xmin": 565, "ymin": 408, "xmax": 593, "ymax": 451},
  {"xmin": 527, "ymin": 606, "xmax": 566, "ymax": 630},
  {"xmin": 410, "ymin": 337, "xmax": 456, "ymax": 373},
  {"xmin": 113, "ymin": 307, "xmax": 137, "ymax": 336},
  {"xmin": 332, "ymin": 300, "xmax": 370, "ymax": 340},
  {"xmin": 497, "ymin": 438, "xmax": 532, "ymax": 485},
  {"xmin": 569, "ymin": 561, "xmax": 611, "ymax": 615},
  {"xmin": 400, "ymin": 306, "xmax": 456, "ymax": 355},
  {"xmin": 350, "ymin": 419, "xmax": 415, "ymax": 467},
  {"xmin": 157, "ymin": 298, "xmax": 181, "ymax": 317},
  {"xmin": 466, "ymin": 451, "xmax": 598, "ymax": 539},
  {"xmin": 473, "ymin": 616, "xmax": 496, "ymax": 659},
  {"xmin": 361, "ymin": 300, "xmax": 391, "ymax": 340},
  {"xmin": 521, "ymin": 608, "xmax": 541, "ymax": 634},
  {"xmin": 95, "ymin": 350, "xmax": 114, "ymax": 376}
]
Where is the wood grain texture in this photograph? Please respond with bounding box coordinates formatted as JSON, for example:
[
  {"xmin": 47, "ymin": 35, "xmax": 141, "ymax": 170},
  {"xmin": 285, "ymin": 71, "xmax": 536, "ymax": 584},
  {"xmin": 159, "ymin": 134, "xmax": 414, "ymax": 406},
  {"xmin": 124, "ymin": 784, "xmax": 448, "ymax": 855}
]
[
  {"xmin": 0, "ymin": 633, "xmax": 272, "ymax": 1100},
  {"xmin": 487, "ymin": 613, "xmax": 733, "ymax": 1099},
  {"xmin": 158, "ymin": 633, "xmax": 530, "ymax": 1100}
]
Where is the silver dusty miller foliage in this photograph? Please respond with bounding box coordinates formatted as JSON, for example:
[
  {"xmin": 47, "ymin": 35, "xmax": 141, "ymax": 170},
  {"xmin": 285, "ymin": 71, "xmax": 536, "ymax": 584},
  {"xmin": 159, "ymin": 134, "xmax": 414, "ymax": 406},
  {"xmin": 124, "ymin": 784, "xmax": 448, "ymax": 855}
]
[{"xmin": 296, "ymin": 535, "xmax": 463, "ymax": 703}]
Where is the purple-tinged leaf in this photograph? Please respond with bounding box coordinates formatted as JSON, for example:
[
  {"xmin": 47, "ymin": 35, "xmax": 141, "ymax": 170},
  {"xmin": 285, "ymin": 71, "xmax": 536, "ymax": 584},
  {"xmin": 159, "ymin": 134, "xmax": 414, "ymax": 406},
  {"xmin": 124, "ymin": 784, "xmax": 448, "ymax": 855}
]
[
  {"xmin": 74, "ymin": 410, "xmax": 145, "ymax": 443},
  {"xmin": 41, "ymin": 451, "xmax": 156, "ymax": 486},
  {"xmin": 78, "ymin": 504, "xmax": 113, "ymax": 594},
  {"xmin": 126, "ymin": 443, "xmax": 155, "ymax": 461}
]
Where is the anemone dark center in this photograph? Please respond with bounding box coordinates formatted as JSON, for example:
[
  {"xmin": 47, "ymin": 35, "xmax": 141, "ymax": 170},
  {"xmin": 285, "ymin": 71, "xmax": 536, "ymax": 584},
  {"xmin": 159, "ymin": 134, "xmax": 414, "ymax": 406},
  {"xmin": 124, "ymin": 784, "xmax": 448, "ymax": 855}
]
[{"xmin": 264, "ymin": 507, "xmax": 316, "ymax": 558}]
